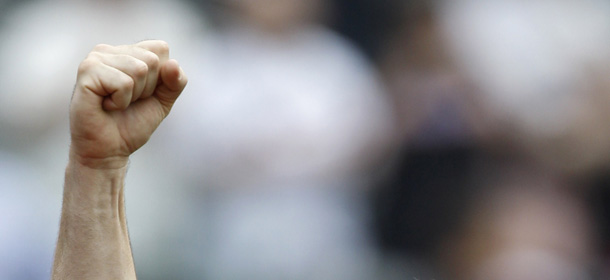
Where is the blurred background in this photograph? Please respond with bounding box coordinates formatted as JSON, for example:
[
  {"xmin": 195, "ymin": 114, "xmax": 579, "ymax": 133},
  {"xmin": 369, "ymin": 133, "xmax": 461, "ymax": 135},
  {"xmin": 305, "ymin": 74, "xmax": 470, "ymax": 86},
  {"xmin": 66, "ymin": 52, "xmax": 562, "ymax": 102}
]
[{"xmin": 1, "ymin": 0, "xmax": 610, "ymax": 279}]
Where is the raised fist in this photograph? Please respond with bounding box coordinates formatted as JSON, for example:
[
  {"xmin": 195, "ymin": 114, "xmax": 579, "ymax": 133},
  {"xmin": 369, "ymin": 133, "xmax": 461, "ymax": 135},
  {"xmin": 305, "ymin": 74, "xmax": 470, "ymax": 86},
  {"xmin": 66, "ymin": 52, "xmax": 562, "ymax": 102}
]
[{"xmin": 69, "ymin": 40, "xmax": 188, "ymax": 169}]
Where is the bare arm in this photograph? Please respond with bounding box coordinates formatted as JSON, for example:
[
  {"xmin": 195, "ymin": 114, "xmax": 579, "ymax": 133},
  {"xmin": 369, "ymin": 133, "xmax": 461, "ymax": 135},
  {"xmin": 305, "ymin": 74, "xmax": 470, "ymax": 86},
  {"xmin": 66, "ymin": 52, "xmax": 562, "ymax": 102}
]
[
  {"xmin": 52, "ymin": 40, "xmax": 187, "ymax": 279},
  {"xmin": 54, "ymin": 163, "xmax": 133, "ymax": 279}
]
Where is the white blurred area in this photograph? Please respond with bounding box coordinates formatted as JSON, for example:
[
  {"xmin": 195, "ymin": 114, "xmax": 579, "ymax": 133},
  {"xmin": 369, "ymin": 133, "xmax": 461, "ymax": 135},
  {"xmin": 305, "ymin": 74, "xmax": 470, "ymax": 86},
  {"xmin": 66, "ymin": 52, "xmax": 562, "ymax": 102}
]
[
  {"xmin": 160, "ymin": 0, "xmax": 394, "ymax": 279},
  {"xmin": 0, "ymin": 0, "xmax": 394, "ymax": 279}
]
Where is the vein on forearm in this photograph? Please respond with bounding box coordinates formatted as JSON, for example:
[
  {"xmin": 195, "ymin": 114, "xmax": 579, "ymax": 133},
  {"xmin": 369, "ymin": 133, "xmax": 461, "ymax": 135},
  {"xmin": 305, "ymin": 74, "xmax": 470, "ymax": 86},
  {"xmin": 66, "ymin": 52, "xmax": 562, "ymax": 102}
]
[{"xmin": 53, "ymin": 162, "xmax": 135, "ymax": 279}]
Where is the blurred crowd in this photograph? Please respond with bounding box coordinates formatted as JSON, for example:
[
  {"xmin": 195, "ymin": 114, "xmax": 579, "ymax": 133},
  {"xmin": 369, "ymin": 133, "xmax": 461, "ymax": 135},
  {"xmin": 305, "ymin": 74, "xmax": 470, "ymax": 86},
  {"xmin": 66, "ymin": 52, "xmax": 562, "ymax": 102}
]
[{"xmin": 1, "ymin": 0, "xmax": 610, "ymax": 279}]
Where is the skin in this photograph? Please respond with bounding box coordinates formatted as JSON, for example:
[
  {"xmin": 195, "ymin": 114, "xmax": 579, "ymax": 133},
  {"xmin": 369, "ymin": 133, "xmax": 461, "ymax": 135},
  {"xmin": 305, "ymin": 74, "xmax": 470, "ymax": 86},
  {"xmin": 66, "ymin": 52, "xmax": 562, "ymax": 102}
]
[{"xmin": 52, "ymin": 40, "xmax": 188, "ymax": 279}]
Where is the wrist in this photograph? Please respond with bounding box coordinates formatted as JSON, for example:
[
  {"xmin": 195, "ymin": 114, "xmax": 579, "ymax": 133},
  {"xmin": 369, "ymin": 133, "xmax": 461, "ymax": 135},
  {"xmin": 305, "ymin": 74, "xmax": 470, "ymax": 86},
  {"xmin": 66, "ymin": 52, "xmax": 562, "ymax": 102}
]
[
  {"xmin": 69, "ymin": 148, "xmax": 129, "ymax": 170},
  {"xmin": 63, "ymin": 158, "xmax": 128, "ymax": 222}
]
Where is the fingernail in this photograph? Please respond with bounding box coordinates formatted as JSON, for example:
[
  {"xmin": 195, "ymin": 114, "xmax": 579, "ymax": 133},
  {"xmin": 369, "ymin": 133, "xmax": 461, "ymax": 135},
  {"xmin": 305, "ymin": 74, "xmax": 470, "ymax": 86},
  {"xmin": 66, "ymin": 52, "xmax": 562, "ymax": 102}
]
[{"xmin": 177, "ymin": 67, "xmax": 183, "ymax": 81}]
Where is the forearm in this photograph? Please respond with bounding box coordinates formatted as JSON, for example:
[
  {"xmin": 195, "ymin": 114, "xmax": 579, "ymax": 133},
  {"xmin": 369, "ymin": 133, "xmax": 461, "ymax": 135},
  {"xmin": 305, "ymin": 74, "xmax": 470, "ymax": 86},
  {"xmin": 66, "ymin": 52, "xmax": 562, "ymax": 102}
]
[
  {"xmin": 52, "ymin": 159, "xmax": 136, "ymax": 279},
  {"xmin": 52, "ymin": 40, "xmax": 185, "ymax": 279}
]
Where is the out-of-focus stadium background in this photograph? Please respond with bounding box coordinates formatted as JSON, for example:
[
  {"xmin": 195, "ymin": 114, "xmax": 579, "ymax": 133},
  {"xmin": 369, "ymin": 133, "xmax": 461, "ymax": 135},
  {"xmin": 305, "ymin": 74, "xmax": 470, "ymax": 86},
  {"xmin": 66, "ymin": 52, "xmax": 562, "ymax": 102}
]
[{"xmin": 1, "ymin": 0, "xmax": 610, "ymax": 279}]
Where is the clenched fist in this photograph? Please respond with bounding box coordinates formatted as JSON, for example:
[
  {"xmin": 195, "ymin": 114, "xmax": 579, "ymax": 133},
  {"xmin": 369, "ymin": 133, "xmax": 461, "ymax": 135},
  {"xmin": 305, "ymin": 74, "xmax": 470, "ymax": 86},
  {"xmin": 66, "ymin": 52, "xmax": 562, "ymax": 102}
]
[{"xmin": 69, "ymin": 40, "xmax": 187, "ymax": 169}]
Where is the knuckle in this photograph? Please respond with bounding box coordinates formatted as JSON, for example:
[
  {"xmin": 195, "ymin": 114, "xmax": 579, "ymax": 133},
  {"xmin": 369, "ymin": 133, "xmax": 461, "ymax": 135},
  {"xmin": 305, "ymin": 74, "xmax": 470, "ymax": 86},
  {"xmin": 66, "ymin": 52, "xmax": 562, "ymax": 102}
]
[
  {"xmin": 142, "ymin": 51, "xmax": 160, "ymax": 69},
  {"xmin": 77, "ymin": 58, "xmax": 97, "ymax": 74},
  {"xmin": 86, "ymin": 51, "xmax": 104, "ymax": 60},
  {"xmin": 156, "ymin": 40, "xmax": 169, "ymax": 54},
  {"xmin": 133, "ymin": 60, "xmax": 149, "ymax": 78},
  {"xmin": 120, "ymin": 75, "xmax": 135, "ymax": 92},
  {"xmin": 92, "ymin": 43, "xmax": 112, "ymax": 52}
]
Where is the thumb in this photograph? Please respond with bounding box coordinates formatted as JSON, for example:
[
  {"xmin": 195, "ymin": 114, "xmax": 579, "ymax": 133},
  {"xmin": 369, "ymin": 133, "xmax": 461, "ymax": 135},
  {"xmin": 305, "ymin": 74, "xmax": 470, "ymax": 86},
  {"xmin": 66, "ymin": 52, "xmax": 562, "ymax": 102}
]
[{"xmin": 155, "ymin": 59, "xmax": 188, "ymax": 115}]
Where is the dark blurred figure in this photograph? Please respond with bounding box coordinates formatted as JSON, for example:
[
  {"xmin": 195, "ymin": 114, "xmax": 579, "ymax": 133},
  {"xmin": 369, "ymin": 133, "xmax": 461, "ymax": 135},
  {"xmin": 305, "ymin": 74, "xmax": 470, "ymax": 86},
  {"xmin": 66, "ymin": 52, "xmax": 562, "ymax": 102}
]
[
  {"xmin": 444, "ymin": 165, "xmax": 598, "ymax": 280},
  {"xmin": 365, "ymin": 1, "xmax": 493, "ymax": 278},
  {"xmin": 589, "ymin": 176, "xmax": 610, "ymax": 276},
  {"xmin": 361, "ymin": 1, "xmax": 609, "ymax": 279},
  {"xmin": 329, "ymin": 0, "xmax": 403, "ymax": 60},
  {"xmin": 437, "ymin": 0, "xmax": 610, "ymax": 279}
]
